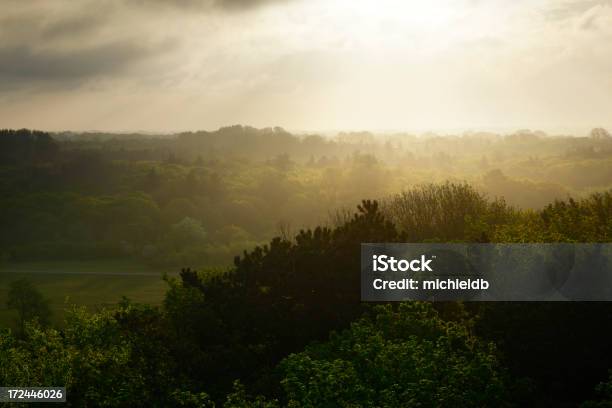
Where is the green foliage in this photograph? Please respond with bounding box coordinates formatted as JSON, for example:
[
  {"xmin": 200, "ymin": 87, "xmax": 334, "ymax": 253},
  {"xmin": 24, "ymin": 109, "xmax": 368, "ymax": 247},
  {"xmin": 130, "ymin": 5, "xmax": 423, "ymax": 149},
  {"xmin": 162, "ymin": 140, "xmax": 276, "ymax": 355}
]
[
  {"xmin": 492, "ymin": 191, "xmax": 612, "ymax": 243},
  {"xmin": 3, "ymin": 185, "xmax": 609, "ymax": 405},
  {"xmin": 170, "ymin": 390, "xmax": 216, "ymax": 407},
  {"xmin": 540, "ymin": 191, "xmax": 612, "ymax": 242},
  {"xmin": 167, "ymin": 217, "xmax": 208, "ymax": 249},
  {"xmin": 156, "ymin": 200, "xmax": 402, "ymax": 401},
  {"xmin": 1, "ymin": 127, "xmax": 611, "ymax": 267},
  {"xmin": 0, "ymin": 128, "xmax": 58, "ymax": 164},
  {"xmin": 224, "ymin": 381, "xmax": 279, "ymax": 408},
  {"xmin": 278, "ymin": 303, "xmax": 508, "ymax": 407},
  {"xmin": 384, "ymin": 182, "xmax": 515, "ymax": 242},
  {"xmin": 0, "ymin": 303, "xmax": 206, "ymax": 407},
  {"xmin": 1, "ymin": 126, "xmax": 612, "ymax": 406},
  {"xmin": 582, "ymin": 372, "xmax": 612, "ymax": 408}
]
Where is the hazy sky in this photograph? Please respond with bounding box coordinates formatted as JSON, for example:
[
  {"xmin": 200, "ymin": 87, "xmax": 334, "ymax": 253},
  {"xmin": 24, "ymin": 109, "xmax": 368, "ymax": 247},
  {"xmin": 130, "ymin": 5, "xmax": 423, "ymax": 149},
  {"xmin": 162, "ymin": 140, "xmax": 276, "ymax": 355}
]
[{"xmin": 0, "ymin": 0, "xmax": 611, "ymax": 133}]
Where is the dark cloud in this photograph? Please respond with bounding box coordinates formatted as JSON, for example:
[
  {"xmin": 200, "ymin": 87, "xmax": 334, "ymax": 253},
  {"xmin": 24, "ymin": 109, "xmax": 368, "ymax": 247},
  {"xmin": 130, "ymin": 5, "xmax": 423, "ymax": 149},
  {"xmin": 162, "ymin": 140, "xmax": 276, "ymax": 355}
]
[
  {"xmin": 213, "ymin": 0, "xmax": 290, "ymax": 11},
  {"xmin": 0, "ymin": 1, "xmax": 181, "ymax": 91},
  {"xmin": 0, "ymin": 3, "xmax": 110, "ymax": 41},
  {"xmin": 0, "ymin": 0, "xmax": 290, "ymax": 92},
  {"xmin": 130, "ymin": 0, "xmax": 291, "ymax": 12},
  {"xmin": 0, "ymin": 40, "xmax": 174, "ymax": 90},
  {"xmin": 41, "ymin": 12, "xmax": 108, "ymax": 40}
]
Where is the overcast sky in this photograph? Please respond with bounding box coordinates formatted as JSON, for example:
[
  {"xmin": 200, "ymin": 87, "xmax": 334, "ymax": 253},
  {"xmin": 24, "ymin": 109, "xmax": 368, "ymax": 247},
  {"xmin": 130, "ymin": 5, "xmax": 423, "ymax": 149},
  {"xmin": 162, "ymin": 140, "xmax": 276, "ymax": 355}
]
[{"xmin": 0, "ymin": 0, "xmax": 611, "ymax": 134}]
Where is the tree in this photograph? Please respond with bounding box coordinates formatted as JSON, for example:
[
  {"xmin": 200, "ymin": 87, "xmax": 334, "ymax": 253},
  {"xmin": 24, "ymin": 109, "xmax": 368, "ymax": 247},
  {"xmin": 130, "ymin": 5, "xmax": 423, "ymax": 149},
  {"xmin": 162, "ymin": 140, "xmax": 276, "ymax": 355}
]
[
  {"xmin": 582, "ymin": 371, "xmax": 612, "ymax": 407},
  {"xmin": 169, "ymin": 217, "xmax": 207, "ymax": 249},
  {"xmin": 590, "ymin": 128, "xmax": 611, "ymax": 140},
  {"xmin": 159, "ymin": 200, "xmax": 403, "ymax": 401},
  {"xmin": 277, "ymin": 303, "xmax": 509, "ymax": 407},
  {"xmin": 6, "ymin": 279, "xmax": 52, "ymax": 334},
  {"xmin": 384, "ymin": 182, "xmax": 512, "ymax": 242}
]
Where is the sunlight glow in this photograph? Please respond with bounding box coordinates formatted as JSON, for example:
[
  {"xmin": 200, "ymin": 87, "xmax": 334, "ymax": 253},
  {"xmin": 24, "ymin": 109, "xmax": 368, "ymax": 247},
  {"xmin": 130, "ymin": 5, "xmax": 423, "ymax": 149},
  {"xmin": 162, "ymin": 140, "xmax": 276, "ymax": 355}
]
[
  {"xmin": 341, "ymin": 0, "xmax": 456, "ymax": 27},
  {"xmin": 0, "ymin": 0, "xmax": 610, "ymax": 133}
]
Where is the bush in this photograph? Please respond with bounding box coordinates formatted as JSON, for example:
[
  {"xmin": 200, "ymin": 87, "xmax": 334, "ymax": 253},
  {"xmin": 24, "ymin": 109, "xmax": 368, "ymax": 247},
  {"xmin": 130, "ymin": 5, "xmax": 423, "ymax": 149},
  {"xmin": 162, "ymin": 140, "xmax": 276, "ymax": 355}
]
[{"xmin": 277, "ymin": 303, "xmax": 509, "ymax": 407}]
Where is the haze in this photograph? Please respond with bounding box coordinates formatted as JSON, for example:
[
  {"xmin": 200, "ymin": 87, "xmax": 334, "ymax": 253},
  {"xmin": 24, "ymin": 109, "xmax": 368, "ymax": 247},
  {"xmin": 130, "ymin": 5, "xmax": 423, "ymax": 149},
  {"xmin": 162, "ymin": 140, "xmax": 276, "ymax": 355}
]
[{"xmin": 0, "ymin": 0, "xmax": 611, "ymax": 133}]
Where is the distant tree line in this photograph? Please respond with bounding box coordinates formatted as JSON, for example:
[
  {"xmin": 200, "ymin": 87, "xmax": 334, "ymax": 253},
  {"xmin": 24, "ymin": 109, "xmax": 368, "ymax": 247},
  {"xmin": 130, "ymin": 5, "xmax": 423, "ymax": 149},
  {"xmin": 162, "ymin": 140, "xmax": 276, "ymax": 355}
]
[
  {"xmin": 0, "ymin": 127, "xmax": 610, "ymax": 268},
  {"xmin": 0, "ymin": 128, "xmax": 58, "ymax": 164}
]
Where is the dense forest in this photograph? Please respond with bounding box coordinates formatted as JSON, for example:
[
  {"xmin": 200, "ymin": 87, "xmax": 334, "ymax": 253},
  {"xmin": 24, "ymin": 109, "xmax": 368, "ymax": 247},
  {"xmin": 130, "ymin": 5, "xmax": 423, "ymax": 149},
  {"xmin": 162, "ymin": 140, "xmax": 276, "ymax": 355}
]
[
  {"xmin": 1, "ymin": 126, "xmax": 610, "ymax": 267},
  {"xmin": 1, "ymin": 127, "xmax": 612, "ymax": 406}
]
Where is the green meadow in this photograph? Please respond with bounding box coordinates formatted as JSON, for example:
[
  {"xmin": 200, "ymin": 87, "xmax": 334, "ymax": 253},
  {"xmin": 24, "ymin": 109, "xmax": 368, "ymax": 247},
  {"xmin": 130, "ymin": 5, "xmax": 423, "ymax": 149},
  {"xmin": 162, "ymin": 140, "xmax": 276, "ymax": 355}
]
[{"xmin": 0, "ymin": 259, "xmax": 171, "ymax": 328}]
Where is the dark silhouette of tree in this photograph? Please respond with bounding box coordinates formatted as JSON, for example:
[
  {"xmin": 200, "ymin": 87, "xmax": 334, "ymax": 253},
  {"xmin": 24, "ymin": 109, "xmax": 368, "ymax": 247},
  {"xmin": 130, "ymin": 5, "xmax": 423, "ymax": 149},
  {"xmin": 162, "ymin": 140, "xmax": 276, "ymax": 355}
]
[
  {"xmin": 6, "ymin": 278, "xmax": 52, "ymax": 335},
  {"xmin": 0, "ymin": 128, "xmax": 58, "ymax": 164},
  {"xmin": 162, "ymin": 199, "xmax": 402, "ymax": 400}
]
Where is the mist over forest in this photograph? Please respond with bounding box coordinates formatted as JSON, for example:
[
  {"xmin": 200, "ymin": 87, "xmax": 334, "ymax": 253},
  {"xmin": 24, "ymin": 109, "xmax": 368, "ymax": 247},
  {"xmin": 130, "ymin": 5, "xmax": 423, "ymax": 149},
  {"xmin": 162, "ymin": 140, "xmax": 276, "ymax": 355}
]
[
  {"xmin": 2, "ymin": 0, "xmax": 612, "ymax": 405},
  {"xmin": 2, "ymin": 126, "xmax": 610, "ymax": 268},
  {"xmin": 0, "ymin": 124, "xmax": 611, "ymax": 407}
]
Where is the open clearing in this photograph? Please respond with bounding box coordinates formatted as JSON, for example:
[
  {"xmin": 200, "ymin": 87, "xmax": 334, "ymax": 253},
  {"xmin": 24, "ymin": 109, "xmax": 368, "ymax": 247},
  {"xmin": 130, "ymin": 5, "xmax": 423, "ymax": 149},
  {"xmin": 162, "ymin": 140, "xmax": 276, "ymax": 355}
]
[{"xmin": 0, "ymin": 259, "xmax": 173, "ymax": 329}]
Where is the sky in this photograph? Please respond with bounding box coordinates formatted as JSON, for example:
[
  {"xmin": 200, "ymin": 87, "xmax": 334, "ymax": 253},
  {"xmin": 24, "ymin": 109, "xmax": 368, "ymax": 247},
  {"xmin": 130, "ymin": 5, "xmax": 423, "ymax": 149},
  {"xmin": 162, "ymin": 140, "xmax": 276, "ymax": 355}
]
[{"xmin": 0, "ymin": 0, "xmax": 611, "ymax": 134}]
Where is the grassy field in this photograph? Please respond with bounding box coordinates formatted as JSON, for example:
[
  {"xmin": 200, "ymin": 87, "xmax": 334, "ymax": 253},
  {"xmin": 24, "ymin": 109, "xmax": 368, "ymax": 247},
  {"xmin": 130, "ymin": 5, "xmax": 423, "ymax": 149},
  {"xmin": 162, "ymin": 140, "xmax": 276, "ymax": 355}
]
[{"xmin": 0, "ymin": 259, "xmax": 173, "ymax": 329}]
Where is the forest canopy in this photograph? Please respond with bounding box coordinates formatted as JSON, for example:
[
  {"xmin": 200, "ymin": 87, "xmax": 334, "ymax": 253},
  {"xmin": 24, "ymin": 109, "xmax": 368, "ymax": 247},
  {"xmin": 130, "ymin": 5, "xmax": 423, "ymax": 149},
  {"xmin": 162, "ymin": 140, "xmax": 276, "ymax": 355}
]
[
  {"xmin": 1, "ymin": 126, "xmax": 610, "ymax": 267},
  {"xmin": 1, "ymin": 182, "xmax": 611, "ymax": 406},
  {"xmin": 0, "ymin": 126, "xmax": 611, "ymax": 405}
]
